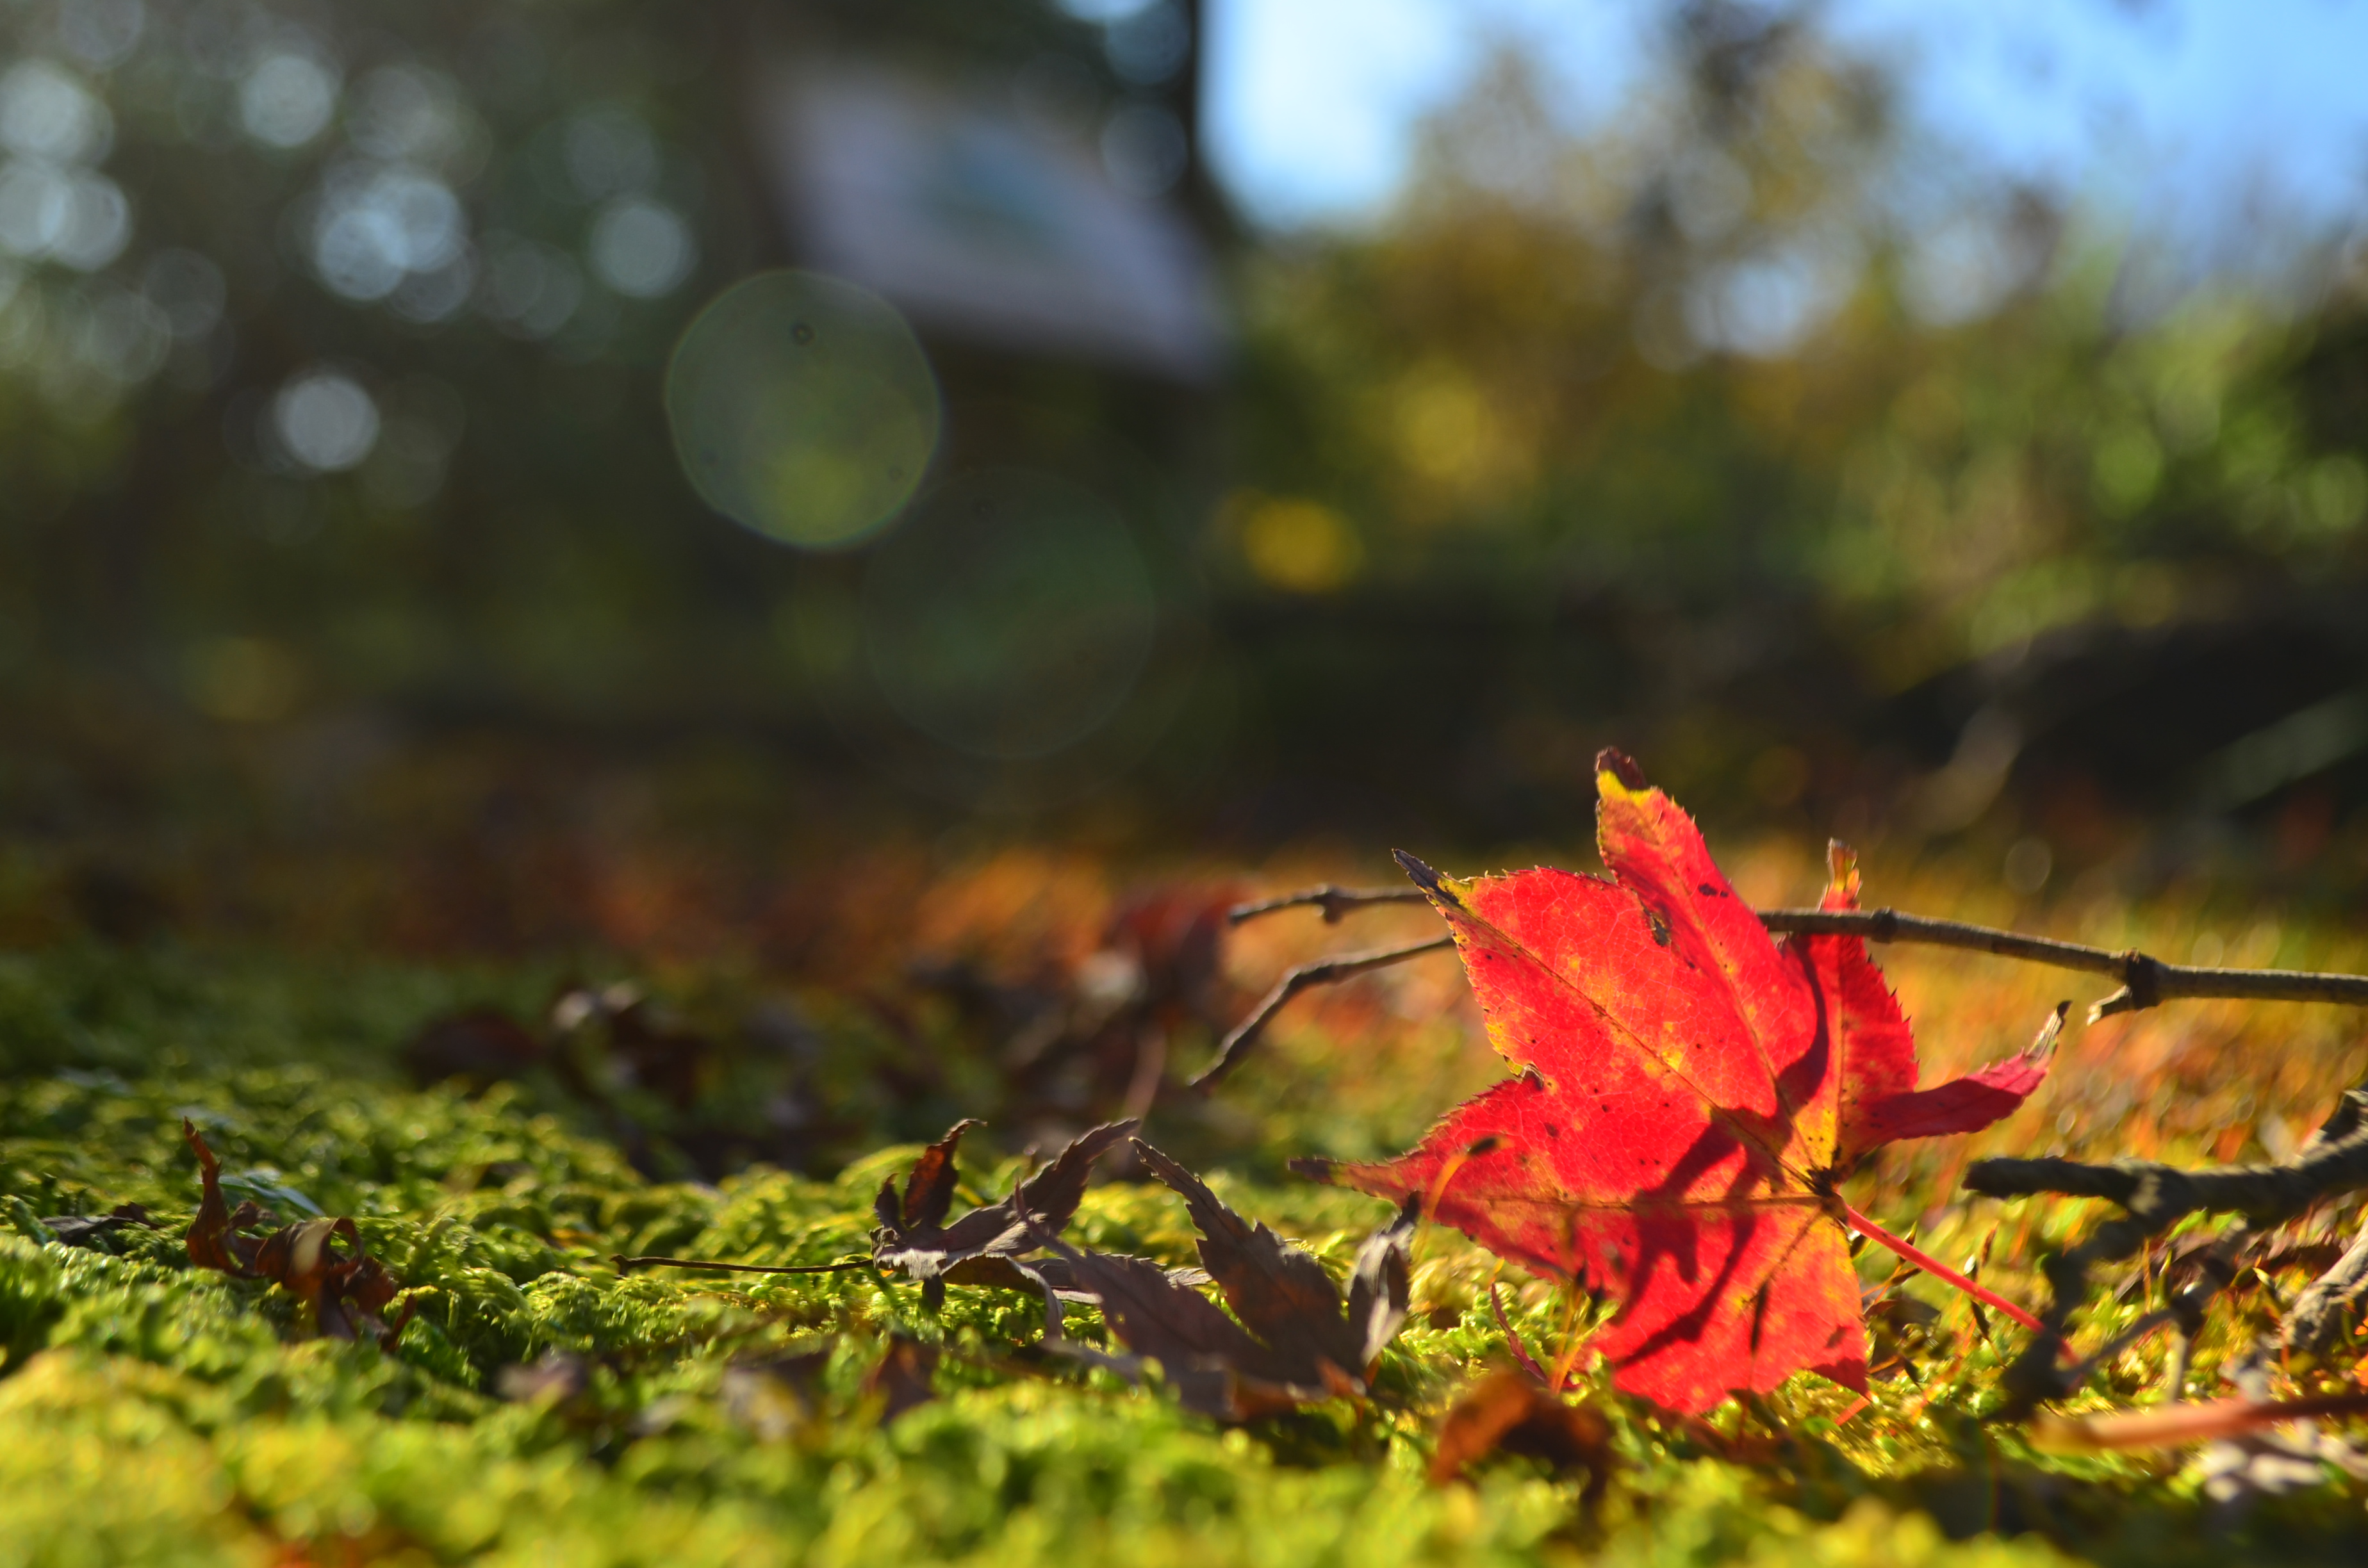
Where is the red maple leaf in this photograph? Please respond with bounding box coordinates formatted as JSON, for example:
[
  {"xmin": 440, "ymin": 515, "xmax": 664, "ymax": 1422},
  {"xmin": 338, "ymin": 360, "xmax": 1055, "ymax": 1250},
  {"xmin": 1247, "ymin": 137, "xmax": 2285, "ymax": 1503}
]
[{"xmin": 1299, "ymin": 752, "xmax": 2053, "ymax": 1413}]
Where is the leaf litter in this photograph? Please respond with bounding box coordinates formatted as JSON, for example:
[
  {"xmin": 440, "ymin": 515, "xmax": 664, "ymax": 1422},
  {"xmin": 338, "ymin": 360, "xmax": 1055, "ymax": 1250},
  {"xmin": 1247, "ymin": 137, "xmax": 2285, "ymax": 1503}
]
[{"xmin": 12, "ymin": 758, "xmax": 2368, "ymax": 1562}]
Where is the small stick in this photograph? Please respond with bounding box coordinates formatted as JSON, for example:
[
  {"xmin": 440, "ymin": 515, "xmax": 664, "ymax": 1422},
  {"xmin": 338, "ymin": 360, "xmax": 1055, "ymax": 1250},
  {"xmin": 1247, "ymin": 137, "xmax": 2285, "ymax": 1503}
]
[
  {"xmin": 613, "ymin": 1255, "xmax": 874, "ymax": 1276},
  {"xmin": 1839, "ymin": 1200, "xmax": 2044, "ymax": 1333},
  {"xmin": 1759, "ymin": 909, "xmax": 2368, "ymax": 1022},
  {"xmin": 1967, "ymin": 1079, "xmax": 2368, "ymax": 1411},
  {"xmin": 1229, "ymin": 885, "xmax": 1428, "ymax": 925},
  {"xmin": 1964, "ymin": 1115, "xmax": 2368, "ymax": 1223},
  {"xmin": 1230, "ymin": 884, "xmax": 2368, "ymax": 1025},
  {"xmin": 2287, "ymin": 1206, "xmax": 2368, "ymax": 1357},
  {"xmin": 2054, "ymin": 1307, "xmax": 2178, "ymax": 1389},
  {"xmin": 2031, "ymin": 1389, "xmax": 2368, "ymax": 1452},
  {"xmin": 1190, "ymin": 936, "xmax": 1454, "ymax": 1090}
]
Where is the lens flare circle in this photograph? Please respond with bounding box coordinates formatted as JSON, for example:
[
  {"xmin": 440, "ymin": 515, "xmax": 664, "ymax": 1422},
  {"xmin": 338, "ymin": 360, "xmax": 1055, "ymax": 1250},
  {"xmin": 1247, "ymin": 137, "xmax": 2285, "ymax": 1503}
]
[
  {"xmin": 665, "ymin": 270, "xmax": 941, "ymax": 551},
  {"xmin": 859, "ymin": 468, "xmax": 1157, "ymax": 760}
]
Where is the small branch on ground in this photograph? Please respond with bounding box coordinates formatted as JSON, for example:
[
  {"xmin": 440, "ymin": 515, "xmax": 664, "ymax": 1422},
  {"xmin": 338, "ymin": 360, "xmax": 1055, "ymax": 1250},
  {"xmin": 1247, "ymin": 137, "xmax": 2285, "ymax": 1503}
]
[
  {"xmin": 1964, "ymin": 1081, "xmax": 2368, "ymax": 1412},
  {"xmin": 1760, "ymin": 909, "xmax": 2368, "ymax": 1022},
  {"xmin": 2287, "ymin": 1206, "xmax": 2368, "ymax": 1357},
  {"xmin": 1229, "ymin": 886, "xmax": 1429, "ymax": 926},
  {"xmin": 2030, "ymin": 1389, "xmax": 2368, "ymax": 1452},
  {"xmin": 1229, "ymin": 885, "xmax": 2368, "ymax": 1025},
  {"xmin": 1191, "ymin": 936, "xmax": 1454, "ymax": 1090}
]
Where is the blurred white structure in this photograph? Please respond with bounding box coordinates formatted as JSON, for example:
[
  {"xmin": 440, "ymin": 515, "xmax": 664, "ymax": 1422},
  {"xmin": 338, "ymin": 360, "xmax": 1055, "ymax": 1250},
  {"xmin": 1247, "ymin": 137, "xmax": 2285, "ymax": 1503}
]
[{"xmin": 756, "ymin": 62, "xmax": 1222, "ymax": 384}]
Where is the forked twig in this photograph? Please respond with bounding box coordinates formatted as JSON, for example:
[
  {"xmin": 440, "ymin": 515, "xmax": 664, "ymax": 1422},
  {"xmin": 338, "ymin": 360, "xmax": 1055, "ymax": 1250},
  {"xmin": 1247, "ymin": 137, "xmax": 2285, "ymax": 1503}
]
[
  {"xmin": 1234, "ymin": 883, "xmax": 2368, "ymax": 1026},
  {"xmin": 1192, "ymin": 936, "xmax": 1454, "ymax": 1090},
  {"xmin": 1964, "ymin": 1079, "xmax": 2368, "ymax": 1411},
  {"xmin": 1758, "ymin": 909, "xmax": 2368, "ymax": 1022},
  {"xmin": 1229, "ymin": 885, "xmax": 1429, "ymax": 924}
]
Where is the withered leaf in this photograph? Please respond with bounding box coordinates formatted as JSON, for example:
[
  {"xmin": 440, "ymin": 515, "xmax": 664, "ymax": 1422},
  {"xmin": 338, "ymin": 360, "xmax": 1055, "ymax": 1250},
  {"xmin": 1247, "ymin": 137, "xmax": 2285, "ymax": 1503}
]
[
  {"xmin": 872, "ymin": 1118, "xmax": 1136, "ymax": 1307},
  {"xmin": 41, "ymin": 1202, "xmax": 160, "ymax": 1247},
  {"xmin": 182, "ymin": 1118, "xmax": 412, "ymax": 1347},
  {"xmin": 894, "ymin": 1117, "xmax": 982, "ymax": 1236},
  {"xmin": 866, "ymin": 1334, "xmax": 939, "ymax": 1423},
  {"xmin": 184, "ymin": 1118, "xmax": 266, "ymax": 1274},
  {"xmin": 1037, "ymin": 1139, "xmax": 1418, "ymax": 1422},
  {"xmin": 1039, "ymin": 1242, "xmax": 1326, "ymax": 1421},
  {"xmin": 1136, "ymin": 1141, "xmax": 1413, "ymax": 1377},
  {"xmin": 1430, "ymin": 1369, "xmax": 1616, "ymax": 1496}
]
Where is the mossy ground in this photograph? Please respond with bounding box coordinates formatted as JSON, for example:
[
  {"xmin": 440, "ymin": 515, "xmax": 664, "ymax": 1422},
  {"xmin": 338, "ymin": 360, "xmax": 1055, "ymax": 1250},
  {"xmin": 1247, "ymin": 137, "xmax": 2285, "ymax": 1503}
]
[{"xmin": 3, "ymin": 841, "xmax": 2367, "ymax": 1565}]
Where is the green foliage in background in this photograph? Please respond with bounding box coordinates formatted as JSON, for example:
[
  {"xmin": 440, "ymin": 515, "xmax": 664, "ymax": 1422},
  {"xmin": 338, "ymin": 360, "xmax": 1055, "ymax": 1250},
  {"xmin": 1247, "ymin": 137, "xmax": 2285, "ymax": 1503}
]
[
  {"xmin": 1226, "ymin": 33, "xmax": 2368, "ymax": 690},
  {"xmin": 4, "ymin": 0, "xmax": 2365, "ymax": 830}
]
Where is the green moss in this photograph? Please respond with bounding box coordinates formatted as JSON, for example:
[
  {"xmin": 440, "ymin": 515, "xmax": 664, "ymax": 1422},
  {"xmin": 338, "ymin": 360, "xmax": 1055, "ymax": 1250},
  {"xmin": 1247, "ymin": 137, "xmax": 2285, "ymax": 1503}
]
[{"xmin": 0, "ymin": 943, "xmax": 2363, "ymax": 1565}]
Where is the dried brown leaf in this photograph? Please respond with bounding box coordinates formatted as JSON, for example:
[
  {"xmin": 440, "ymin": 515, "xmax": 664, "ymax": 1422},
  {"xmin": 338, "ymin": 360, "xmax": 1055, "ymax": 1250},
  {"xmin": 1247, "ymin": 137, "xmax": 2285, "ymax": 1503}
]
[
  {"xmin": 181, "ymin": 1119, "xmax": 410, "ymax": 1346},
  {"xmin": 1431, "ymin": 1369, "xmax": 1616, "ymax": 1495},
  {"xmin": 42, "ymin": 1203, "xmax": 159, "ymax": 1247},
  {"xmin": 872, "ymin": 1119, "xmax": 1136, "ymax": 1305},
  {"xmin": 1034, "ymin": 1139, "xmax": 1418, "ymax": 1421}
]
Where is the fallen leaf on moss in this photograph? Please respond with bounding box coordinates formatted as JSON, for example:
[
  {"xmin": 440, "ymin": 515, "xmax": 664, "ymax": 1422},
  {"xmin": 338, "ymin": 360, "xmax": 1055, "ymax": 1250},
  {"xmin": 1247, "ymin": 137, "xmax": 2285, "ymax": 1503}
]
[
  {"xmin": 872, "ymin": 1118, "xmax": 1135, "ymax": 1307},
  {"xmin": 1038, "ymin": 1138, "xmax": 1417, "ymax": 1421},
  {"xmin": 181, "ymin": 1118, "xmax": 413, "ymax": 1346},
  {"xmin": 1301, "ymin": 751, "xmax": 2054, "ymax": 1412},
  {"xmin": 40, "ymin": 1203, "xmax": 160, "ymax": 1247},
  {"xmin": 1430, "ymin": 1369, "xmax": 1615, "ymax": 1495}
]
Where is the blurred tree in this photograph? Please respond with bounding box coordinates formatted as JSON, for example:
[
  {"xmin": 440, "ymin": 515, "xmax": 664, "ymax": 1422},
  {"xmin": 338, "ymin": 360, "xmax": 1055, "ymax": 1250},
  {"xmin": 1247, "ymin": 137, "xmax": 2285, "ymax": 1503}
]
[
  {"xmin": 1221, "ymin": 0, "xmax": 2368, "ymax": 837},
  {"xmin": 0, "ymin": 0, "xmax": 1186, "ymax": 740},
  {"xmin": 4, "ymin": 0, "xmax": 2365, "ymax": 870}
]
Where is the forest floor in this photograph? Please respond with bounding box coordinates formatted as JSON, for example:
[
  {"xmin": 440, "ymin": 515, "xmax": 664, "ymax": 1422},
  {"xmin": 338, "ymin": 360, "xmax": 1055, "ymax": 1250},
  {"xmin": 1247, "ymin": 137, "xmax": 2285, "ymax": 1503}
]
[{"xmin": 4, "ymin": 826, "xmax": 2368, "ymax": 1566}]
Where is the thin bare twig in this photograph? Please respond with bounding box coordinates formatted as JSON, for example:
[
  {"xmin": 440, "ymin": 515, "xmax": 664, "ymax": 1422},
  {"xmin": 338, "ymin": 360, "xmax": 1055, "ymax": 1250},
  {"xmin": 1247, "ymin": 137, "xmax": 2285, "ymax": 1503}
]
[
  {"xmin": 2054, "ymin": 1307, "xmax": 2180, "ymax": 1391},
  {"xmin": 1759, "ymin": 908, "xmax": 2368, "ymax": 1022},
  {"xmin": 1229, "ymin": 885, "xmax": 1429, "ymax": 925},
  {"xmin": 613, "ymin": 1255, "xmax": 875, "ymax": 1277},
  {"xmin": 1233, "ymin": 882, "xmax": 2368, "ymax": 1025},
  {"xmin": 1191, "ymin": 936, "xmax": 1455, "ymax": 1090},
  {"xmin": 2031, "ymin": 1389, "xmax": 2368, "ymax": 1452}
]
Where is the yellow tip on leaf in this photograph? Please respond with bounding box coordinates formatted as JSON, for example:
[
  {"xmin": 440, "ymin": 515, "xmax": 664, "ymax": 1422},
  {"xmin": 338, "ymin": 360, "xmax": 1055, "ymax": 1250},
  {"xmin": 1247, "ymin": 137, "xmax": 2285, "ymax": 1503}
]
[{"xmin": 1825, "ymin": 841, "xmax": 1861, "ymax": 906}]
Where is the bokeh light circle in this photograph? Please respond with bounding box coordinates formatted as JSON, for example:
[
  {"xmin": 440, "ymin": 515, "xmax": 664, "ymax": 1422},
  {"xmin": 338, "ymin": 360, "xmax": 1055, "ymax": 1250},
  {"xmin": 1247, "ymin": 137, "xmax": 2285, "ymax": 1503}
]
[
  {"xmin": 859, "ymin": 468, "xmax": 1157, "ymax": 759},
  {"xmin": 273, "ymin": 370, "xmax": 379, "ymax": 472},
  {"xmin": 664, "ymin": 270, "xmax": 941, "ymax": 550}
]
